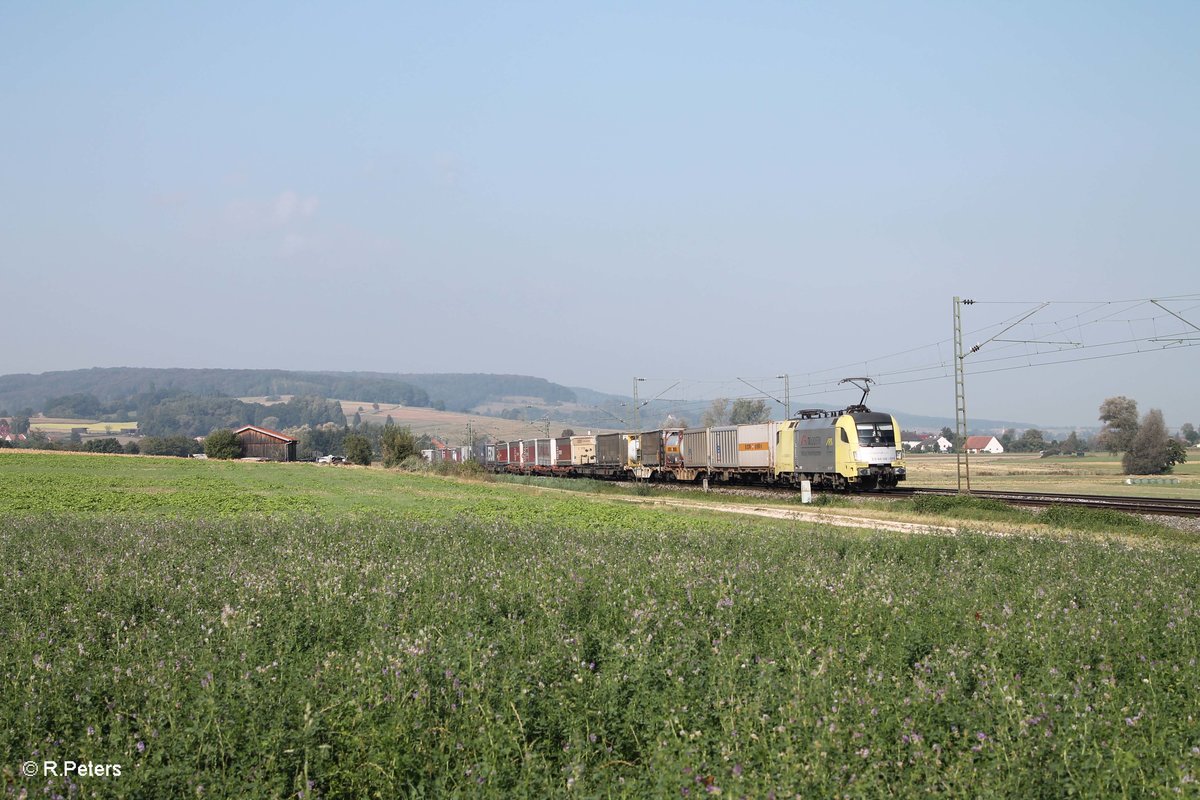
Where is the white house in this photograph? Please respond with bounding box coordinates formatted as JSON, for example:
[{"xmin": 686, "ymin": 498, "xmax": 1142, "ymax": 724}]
[
  {"xmin": 965, "ymin": 435, "xmax": 1004, "ymax": 454},
  {"xmin": 906, "ymin": 435, "xmax": 953, "ymax": 453}
]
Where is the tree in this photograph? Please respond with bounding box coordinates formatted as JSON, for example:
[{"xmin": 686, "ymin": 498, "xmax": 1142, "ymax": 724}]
[
  {"xmin": 83, "ymin": 438, "xmax": 124, "ymax": 454},
  {"xmin": 344, "ymin": 434, "xmax": 372, "ymax": 466},
  {"xmin": 730, "ymin": 398, "xmax": 771, "ymax": 425},
  {"xmin": 140, "ymin": 435, "xmax": 202, "ymax": 457},
  {"xmin": 1098, "ymin": 396, "xmax": 1139, "ymax": 455},
  {"xmin": 1061, "ymin": 430, "xmax": 1084, "ymax": 455},
  {"xmin": 999, "ymin": 428, "xmax": 1016, "ymax": 451},
  {"xmin": 1016, "ymin": 428, "xmax": 1046, "ymax": 453},
  {"xmin": 701, "ymin": 398, "xmax": 731, "ymax": 428},
  {"xmin": 1122, "ymin": 409, "xmax": 1170, "ymax": 475},
  {"xmin": 381, "ymin": 425, "xmax": 417, "ymax": 467},
  {"xmin": 559, "ymin": 429, "xmax": 575, "ymax": 438},
  {"xmin": 1166, "ymin": 439, "xmax": 1188, "ymax": 472},
  {"xmin": 1181, "ymin": 422, "xmax": 1199, "ymax": 446},
  {"xmin": 352, "ymin": 411, "xmax": 362, "ymax": 428},
  {"xmin": 204, "ymin": 429, "xmax": 243, "ymax": 460}
]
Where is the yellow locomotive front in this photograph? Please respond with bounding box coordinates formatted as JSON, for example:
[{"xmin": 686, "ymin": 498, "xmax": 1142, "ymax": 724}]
[{"xmin": 835, "ymin": 411, "xmax": 905, "ymax": 489}]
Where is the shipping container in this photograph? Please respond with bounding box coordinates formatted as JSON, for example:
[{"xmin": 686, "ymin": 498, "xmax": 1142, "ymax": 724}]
[
  {"xmin": 596, "ymin": 433, "xmax": 626, "ymax": 467},
  {"xmin": 520, "ymin": 440, "xmax": 537, "ymax": 466},
  {"xmin": 554, "ymin": 438, "xmax": 572, "ymax": 466},
  {"xmin": 570, "ymin": 435, "xmax": 596, "ymax": 465},
  {"xmin": 680, "ymin": 429, "xmax": 708, "ymax": 467},
  {"xmin": 639, "ymin": 430, "xmax": 666, "ymax": 466},
  {"xmin": 496, "ymin": 442, "xmax": 510, "ymax": 465},
  {"xmin": 735, "ymin": 422, "xmax": 775, "ymax": 469},
  {"xmin": 709, "ymin": 426, "xmax": 739, "ymax": 469},
  {"xmin": 536, "ymin": 439, "xmax": 553, "ymax": 467}
]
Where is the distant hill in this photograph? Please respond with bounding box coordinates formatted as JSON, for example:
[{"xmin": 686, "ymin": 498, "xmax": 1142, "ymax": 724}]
[
  {"xmin": 0, "ymin": 368, "xmax": 577, "ymax": 414},
  {"xmin": 0, "ymin": 368, "xmax": 1047, "ymax": 436},
  {"xmin": 393, "ymin": 373, "xmax": 575, "ymax": 411},
  {"xmin": 0, "ymin": 368, "xmax": 428, "ymax": 411}
]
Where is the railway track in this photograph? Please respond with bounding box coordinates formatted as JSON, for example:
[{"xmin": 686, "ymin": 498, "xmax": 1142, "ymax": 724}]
[{"xmin": 883, "ymin": 487, "xmax": 1200, "ymax": 517}]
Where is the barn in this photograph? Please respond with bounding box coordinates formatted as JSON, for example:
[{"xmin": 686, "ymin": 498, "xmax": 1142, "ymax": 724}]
[{"xmin": 233, "ymin": 425, "xmax": 298, "ymax": 461}]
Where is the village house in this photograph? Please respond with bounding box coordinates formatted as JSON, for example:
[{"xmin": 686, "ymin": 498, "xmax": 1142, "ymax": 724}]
[
  {"xmin": 905, "ymin": 434, "xmax": 953, "ymax": 453},
  {"xmin": 964, "ymin": 435, "xmax": 1005, "ymax": 454}
]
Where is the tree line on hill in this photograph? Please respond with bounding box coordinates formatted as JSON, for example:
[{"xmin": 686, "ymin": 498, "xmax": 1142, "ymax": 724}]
[
  {"xmin": 13, "ymin": 391, "xmax": 348, "ymax": 439},
  {"xmin": 0, "ymin": 368, "xmax": 587, "ymax": 418},
  {"xmin": 0, "ymin": 368, "xmax": 433, "ymax": 412}
]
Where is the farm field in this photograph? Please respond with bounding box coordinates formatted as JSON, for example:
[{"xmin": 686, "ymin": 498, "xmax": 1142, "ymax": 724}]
[
  {"xmin": 241, "ymin": 395, "xmax": 614, "ymax": 443},
  {"xmin": 27, "ymin": 418, "xmax": 139, "ymax": 435},
  {"xmin": 905, "ymin": 452, "xmax": 1200, "ymax": 500},
  {"xmin": 1, "ymin": 451, "xmax": 1198, "ymax": 798}
]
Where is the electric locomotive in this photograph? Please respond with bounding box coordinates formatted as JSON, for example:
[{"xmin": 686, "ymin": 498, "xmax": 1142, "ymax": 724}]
[{"xmin": 774, "ymin": 407, "xmax": 905, "ymax": 490}]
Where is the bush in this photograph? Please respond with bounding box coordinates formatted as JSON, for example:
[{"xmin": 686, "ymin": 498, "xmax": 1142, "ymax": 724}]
[
  {"xmin": 398, "ymin": 454, "xmax": 429, "ymax": 471},
  {"xmin": 140, "ymin": 435, "xmax": 202, "ymax": 458},
  {"xmin": 82, "ymin": 438, "xmax": 124, "ymax": 454},
  {"xmin": 381, "ymin": 425, "xmax": 417, "ymax": 467},
  {"xmin": 343, "ymin": 434, "xmax": 372, "ymax": 466},
  {"xmin": 204, "ymin": 429, "xmax": 244, "ymax": 460}
]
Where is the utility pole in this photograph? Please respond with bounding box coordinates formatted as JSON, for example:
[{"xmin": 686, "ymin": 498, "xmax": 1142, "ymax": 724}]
[
  {"xmin": 953, "ymin": 297, "xmax": 972, "ymax": 494},
  {"xmin": 778, "ymin": 374, "xmax": 791, "ymax": 419},
  {"xmin": 633, "ymin": 377, "xmax": 645, "ymax": 432}
]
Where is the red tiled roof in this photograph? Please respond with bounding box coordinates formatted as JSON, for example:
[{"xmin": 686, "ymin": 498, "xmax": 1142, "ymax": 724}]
[
  {"xmin": 233, "ymin": 425, "xmax": 298, "ymax": 443},
  {"xmin": 965, "ymin": 435, "xmax": 997, "ymax": 449}
]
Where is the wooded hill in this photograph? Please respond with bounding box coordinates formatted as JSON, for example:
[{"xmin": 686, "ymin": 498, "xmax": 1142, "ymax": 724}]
[{"xmin": 0, "ymin": 368, "xmax": 577, "ymax": 415}]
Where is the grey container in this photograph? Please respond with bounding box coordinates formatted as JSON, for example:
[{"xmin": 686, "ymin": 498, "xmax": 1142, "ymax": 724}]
[
  {"xmin": 709, "ymin": 426, "xmax": 739, "ymax": 468},
  {"xmin": 596, "ymin": 433, "xmax": 626, "ymax": 467},
  {"xmin": 639, "ymin": 430, "xmax": 665, "ymax": 466},
  {"xmin": 681, "ymin": 429, "xmax": 708, "ymax": 467}
]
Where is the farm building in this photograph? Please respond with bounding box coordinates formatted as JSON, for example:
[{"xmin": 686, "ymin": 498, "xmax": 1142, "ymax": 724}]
[
  {"xmin": 964, "ymin": 435, "xmax": 1004, "ymax": 454},
  {"xmin": 233, "ymin": 425, "xmax": 298, "ymax": 461}
]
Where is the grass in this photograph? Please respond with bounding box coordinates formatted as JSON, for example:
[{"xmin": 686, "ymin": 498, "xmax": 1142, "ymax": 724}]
[{"xmin": 2, "ymin": 451, "xmax": 1199, "ymax": 797}]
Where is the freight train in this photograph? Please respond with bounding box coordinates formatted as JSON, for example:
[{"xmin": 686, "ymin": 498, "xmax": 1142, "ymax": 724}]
[{"xmin": 427, "ymin": 402, "xmax": 906, "ymax": 491}]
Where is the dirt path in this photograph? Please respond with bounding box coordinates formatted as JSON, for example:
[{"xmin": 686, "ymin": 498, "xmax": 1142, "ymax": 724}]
[{"xmin": 611, "ymin": 495, "xmax": 960, "ymax": 535}]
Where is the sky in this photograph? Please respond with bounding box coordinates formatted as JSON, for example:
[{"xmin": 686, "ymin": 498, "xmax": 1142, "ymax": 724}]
[{"xmin": 2, "ymin": 2, "xmax": 1198, "ymax": 428}]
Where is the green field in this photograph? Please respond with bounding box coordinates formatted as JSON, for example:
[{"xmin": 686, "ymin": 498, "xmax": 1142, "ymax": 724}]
[{"xmin": 1, "ymin": 452, "xmax": 1198, "ymax": 797}]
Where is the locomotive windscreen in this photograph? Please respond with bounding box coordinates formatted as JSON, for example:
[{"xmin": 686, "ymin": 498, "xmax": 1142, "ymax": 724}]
[{"xmin": 855, "ymin": 422, "xmax": 896, "ymax": 447}]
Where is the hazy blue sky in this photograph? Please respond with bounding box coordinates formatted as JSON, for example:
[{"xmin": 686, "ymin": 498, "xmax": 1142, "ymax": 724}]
[{"xmin": 3, "ymin": 2, "xmax": 1197, "ymax": 427}]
